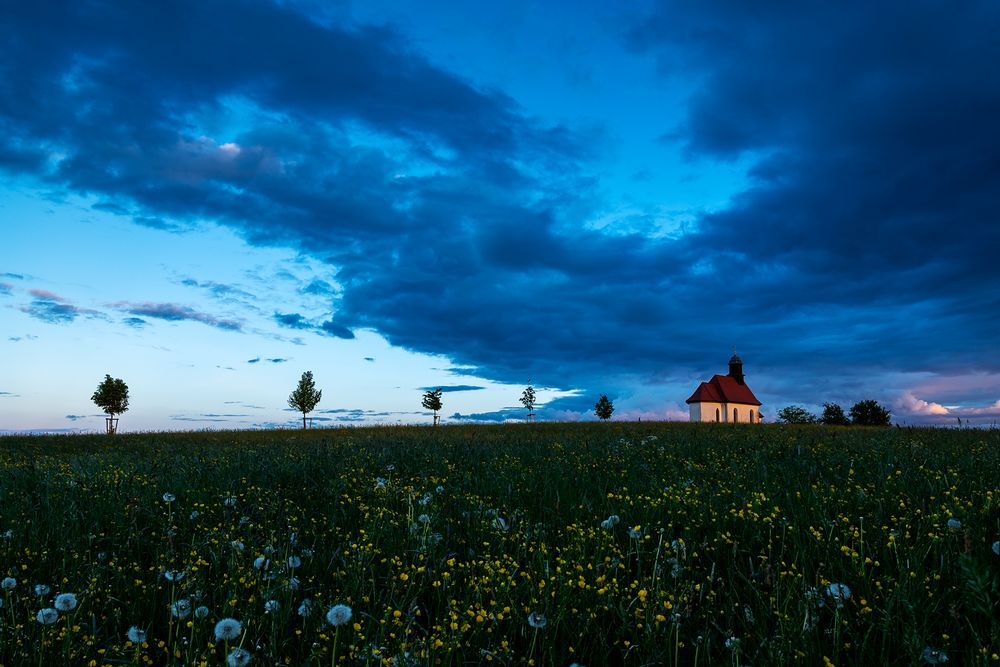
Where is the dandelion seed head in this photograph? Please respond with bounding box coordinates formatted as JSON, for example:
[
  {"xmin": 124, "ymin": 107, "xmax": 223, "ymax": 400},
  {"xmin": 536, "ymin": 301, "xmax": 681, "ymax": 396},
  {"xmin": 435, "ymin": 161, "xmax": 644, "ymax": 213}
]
[
  {"xmin": 827, "ymin": 583, "xmax": 851, "ymax": 608},
  {"xmin": 264, "ymin": 599, "xmax": 280, "ymax": 613},
  {"xmin": 127, "ymin": 625, "xmax": 147, "ymax": 643},
  {"xmin": 214, "ymin": 617, "xmax": 243, "ymax": 641},
  {"xmin": 36, "ymin": 608, "xmax": 59, "ymax": 624},
  {"xmin": 1, "ymin": 577, "xmax": 16, "ymax": 590},
  {"xmin": 923, "ymin": 646, "xmax": 949, "ymax": 664},
  {"xmin": 162, "ymin": 492, "xmax": 176, "ymax": 502},
  {"xmin": 194, "ymin": 606, "xmax": 209, "ymax": 619},
  {"xmin": 527, "ymin": 611, "xmax": 547, "ymax": 629},
  {"xmin": 54, "ymin": 592, "xmax": 78, "ymax": 611},
  {"xmin": 171, "ymin": 599, "xmax": 192, "ymax": 618},
  {"xmin": 298, "ymin": 599, "xmax": 313, "ymax": 617},
  {"xmin": 992, "ymin": 540, "xmax": 999, "ymax": 556},
  {"xmin": 253, "ymin": 557, "xmax": 269, "ymax": 570},
  {"xmin": 163, "ymin": 570, "xmax": 185, "ymax": 582},
  {"xmin": 326, "ymin": 603, "xmax": 353, "ymax": 626},
  {"xmin": 287, "ymin": 556, "xmax": 301, "ymax": 569},
  {"xmin": 946, "ymin": 518, "xmax": 962, "ymax": 531},
  {"xmin": 227, "ymin": 647, "xmax": 252, "ymax": 667}
]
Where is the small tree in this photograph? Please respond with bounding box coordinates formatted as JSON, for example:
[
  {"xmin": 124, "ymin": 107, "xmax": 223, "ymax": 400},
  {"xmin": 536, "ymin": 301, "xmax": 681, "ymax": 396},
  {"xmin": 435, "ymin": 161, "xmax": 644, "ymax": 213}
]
[
  {"xmin": 422, "ymin": 388, "xmax": 443, "ymax": 426},
  {"xmin": 520, "ymin": 383, "xmax": 536, "ymax": 422},
  {"xmin": 594, "ymin": 394, "xmax": 614, "ymax": 421},
  {"xmin": 821, "ymin": 402, "xmax": 850, "ymax": 426},
  {"xmin": 776, "ymin": 405, "xmax": 817, "ymax": 424},
  {"xmin": 92, "ymin": 374, "xmax": 129, "ymax": 435},
  {"xmin": 288, "ymin": 371, "xmax": 322, "ymax": 429},
  {"xmin": 849, "ymin": 399, "xmax": 891, "ymax": 426}
]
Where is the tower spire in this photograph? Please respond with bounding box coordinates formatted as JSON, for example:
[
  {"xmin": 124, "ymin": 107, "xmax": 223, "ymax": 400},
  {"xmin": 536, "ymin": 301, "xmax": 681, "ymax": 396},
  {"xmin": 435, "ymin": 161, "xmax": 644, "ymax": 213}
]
[{"xmin": 728, "ymin": 351, "xmax": 745, "ymax": 385}]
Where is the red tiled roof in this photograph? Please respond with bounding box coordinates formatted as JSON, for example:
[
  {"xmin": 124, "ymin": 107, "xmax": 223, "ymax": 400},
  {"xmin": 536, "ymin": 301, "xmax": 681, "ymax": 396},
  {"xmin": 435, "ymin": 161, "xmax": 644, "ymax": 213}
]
[{"xmin": 685, "ymin": 374, "xmax": 761, "ymax": 406}]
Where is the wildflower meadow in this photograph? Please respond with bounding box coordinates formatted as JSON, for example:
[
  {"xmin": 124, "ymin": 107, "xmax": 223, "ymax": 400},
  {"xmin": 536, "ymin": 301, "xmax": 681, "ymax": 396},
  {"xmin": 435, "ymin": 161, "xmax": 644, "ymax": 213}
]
[{"xmin": 0, "ymin": 423, "xmax": 998, "ymax": 665}]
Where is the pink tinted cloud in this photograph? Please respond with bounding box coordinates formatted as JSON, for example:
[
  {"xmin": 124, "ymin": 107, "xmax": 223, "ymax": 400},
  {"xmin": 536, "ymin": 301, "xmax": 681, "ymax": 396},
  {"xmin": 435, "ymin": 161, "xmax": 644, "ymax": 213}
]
[
  {"xmin": 894, "ymin": 392, "xmax": 950, "ymax": 416},
  {"xmin": 28, "ymin": 288, "xmax": 69, "ymax": 302}
]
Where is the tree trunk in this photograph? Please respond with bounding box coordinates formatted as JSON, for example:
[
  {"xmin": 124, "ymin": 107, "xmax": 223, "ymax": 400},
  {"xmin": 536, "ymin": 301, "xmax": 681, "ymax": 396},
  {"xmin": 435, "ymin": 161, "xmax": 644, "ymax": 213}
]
[{"xmin": 302, "ymin": 413, "xmax": 307, "ymax": 429}]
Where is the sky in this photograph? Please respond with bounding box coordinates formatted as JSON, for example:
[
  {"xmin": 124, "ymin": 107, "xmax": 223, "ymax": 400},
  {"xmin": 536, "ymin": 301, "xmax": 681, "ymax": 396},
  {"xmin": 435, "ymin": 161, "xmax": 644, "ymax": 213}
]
[{"xmin": 2, "ymin": 0, "xmax": 999, "ymax": 432}]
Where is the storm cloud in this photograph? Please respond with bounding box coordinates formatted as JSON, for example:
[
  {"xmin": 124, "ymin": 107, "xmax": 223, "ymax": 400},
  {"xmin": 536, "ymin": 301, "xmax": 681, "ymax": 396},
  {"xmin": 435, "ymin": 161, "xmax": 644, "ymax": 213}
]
[{"xmin": 1, "ymin": 0, "xmax": 998, "ymax": 420}]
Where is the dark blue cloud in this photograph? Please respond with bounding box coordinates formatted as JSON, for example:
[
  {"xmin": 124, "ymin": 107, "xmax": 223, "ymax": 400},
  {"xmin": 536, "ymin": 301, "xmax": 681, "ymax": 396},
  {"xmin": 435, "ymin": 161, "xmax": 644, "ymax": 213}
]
[
  {"xmin": 171, "ymin": 413, "xmax": 253, "ymax": 423},
  {"xmin": 419, "ymin": 385, "xmax": 485, "ymax": 393},
  {"xmin": 274, "ymin": 312, "xmax": 310, "ymax": 329},
  {"xmin": 0, "ymin": 392, "xmax": 18, "ymax": 398},
  {"xmin": 273, "ymin": 311, "xmax": 355, "ymax": 339},
  {"xmin": 223, "ymin": 401, "xmax": 265, "ymax": 409},
  {"xmin": 301, "ymin": 279, "xmax": 335, "ymax": 296},
  {"xmin": 448, "ymin": 409, "xmax": 521, "ymax": 423},
  {"xmin": 113, "ymin": 302, "xmax": 242, "ymax": 331},
  {"xmin": 319, "ymin": 320, "xmax": 354, "ymax": 339},
  {"xmin": 267, "ymin": 357, "xmax": 288, "ymax": 363},
  {"xmin": 122, "ymin": 317, "xmax": 147, "ymax": 328},
  {"xmin": 364, "ymin": 357, "xmax": 375, "ymax": 362},
  {"xmin": 247, "ymin": 357, "xmax": 261, "ymax": 364},
  {"xmin": 2, "ymin": 0, "xmax": 997, "ymax": 414},
  {"xmin": 0, "ymin": 282, "xmax": 11, "ymax": 295}
]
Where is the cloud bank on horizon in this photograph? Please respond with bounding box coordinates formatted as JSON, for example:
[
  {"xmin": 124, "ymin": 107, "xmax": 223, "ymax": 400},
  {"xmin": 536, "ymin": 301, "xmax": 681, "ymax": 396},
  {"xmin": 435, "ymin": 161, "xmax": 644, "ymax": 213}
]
[{"xmin": 1, "ymin": 0, "xmax": 999, "ymax": 427}]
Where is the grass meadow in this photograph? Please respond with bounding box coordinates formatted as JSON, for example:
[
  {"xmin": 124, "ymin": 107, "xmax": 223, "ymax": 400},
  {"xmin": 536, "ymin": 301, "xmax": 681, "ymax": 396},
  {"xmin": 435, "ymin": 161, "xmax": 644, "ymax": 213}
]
[{"xmin": 0, "ymin": 422, "xmax": 998, "ymax": 666}]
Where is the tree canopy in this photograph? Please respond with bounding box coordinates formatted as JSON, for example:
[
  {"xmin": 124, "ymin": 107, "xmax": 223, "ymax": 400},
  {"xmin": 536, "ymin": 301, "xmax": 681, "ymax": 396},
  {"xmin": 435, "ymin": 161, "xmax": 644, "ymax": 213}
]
[
  {"xmin": 288, "ymin": 371, "xmax": 322, "ymax": 429},
  {"xmin": 776, "ymin": 405, "xmax": 817, "ymax": 424},
  {"xmin": 92, "ymin": 375, "xmax": 129, "ymax": 434},
  {"xmin": 422, "ymin": 388, "xmax": 443, "ymax": 424},
  {"xmin": 520, "ymin": 384, "xmax": 536, "ymax": 415},
  {"xmin": 594, "ymin": 394, "xmax": 614, "ymax": 421},
  {"xmin": 821, "ymin": 402, "xmax": 850, "ymax": 426},
  {"xmin": 849, "ymin": 399, "xmax": 891, "ymax": 426}
]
